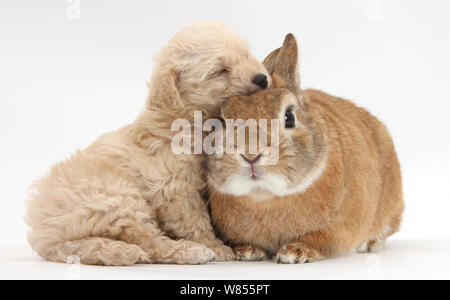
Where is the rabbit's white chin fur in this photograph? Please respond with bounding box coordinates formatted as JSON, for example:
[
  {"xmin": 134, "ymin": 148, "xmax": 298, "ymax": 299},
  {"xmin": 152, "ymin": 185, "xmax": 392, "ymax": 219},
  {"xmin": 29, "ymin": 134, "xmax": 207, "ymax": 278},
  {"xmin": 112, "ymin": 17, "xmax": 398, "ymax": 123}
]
[{"xmin": 210, "ymin": 154, "xmax": 328, "ymax": 200}]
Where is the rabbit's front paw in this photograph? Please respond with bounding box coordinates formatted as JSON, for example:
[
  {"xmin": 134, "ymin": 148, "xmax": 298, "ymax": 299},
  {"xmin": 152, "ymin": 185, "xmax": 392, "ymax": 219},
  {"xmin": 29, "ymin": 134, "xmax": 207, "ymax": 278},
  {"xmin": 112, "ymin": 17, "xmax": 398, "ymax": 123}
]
[
  {"xmin": 234, "ymin": 245, "xmax": 267, "ymax": 261},
  {"xmin": 276, "ymin": 242, "xmax": 323, "ymax": 264}
]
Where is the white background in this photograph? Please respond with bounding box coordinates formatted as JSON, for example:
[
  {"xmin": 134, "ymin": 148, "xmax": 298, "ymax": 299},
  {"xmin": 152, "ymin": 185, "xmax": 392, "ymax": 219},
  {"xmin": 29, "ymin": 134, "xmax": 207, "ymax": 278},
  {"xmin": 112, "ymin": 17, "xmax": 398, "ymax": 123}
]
[{"xmin": 0, "ymin": 0, "xmax": 449, "ymax": 279}]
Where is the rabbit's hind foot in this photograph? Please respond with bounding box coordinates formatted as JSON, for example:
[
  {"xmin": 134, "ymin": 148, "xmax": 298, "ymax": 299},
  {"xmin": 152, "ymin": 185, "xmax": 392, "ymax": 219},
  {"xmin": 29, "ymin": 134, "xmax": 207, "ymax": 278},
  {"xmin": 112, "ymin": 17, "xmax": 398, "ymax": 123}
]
[{"xmin": 357, "ymin": 239, "xmax": 386, "ymax": 253}]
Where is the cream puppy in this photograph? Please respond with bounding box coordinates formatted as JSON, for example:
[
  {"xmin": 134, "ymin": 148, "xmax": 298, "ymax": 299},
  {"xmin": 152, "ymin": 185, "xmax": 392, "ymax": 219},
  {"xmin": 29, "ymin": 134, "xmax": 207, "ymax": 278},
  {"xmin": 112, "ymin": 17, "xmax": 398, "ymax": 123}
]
[{"xmin": 26, "ymin": 22, "xmax": 270, "ymax": 266}]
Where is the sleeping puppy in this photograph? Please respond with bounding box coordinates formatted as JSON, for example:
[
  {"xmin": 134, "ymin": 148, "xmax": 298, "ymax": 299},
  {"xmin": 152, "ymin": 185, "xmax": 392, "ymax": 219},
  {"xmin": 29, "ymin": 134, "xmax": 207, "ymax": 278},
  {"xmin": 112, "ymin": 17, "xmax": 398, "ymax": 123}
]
[{"xmin": 26, "ymin": 22, "xmax": 270, "ymax": 266}]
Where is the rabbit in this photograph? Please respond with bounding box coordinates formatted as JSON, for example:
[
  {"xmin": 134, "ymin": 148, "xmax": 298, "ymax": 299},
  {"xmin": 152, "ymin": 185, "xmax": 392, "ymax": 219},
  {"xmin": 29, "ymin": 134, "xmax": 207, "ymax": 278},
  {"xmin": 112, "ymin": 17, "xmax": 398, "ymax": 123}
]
[{"xmin": 206, "ymin": 34, "xmax": 404, "ymax": 263}]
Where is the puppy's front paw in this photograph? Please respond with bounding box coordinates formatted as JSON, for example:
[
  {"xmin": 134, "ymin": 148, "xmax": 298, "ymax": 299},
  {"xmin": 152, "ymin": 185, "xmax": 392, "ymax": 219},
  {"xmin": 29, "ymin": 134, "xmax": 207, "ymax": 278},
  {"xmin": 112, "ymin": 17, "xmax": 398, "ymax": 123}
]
[
  {"xmin": 210, "ymin": 245, "xmax": 235, "ymax": 262},
  {"xmin": 234, "ymin": 245, "xmax": 267, "ymax": 262},
  {"xmin": 276, "ymin": 242, "xmax": 323, "ymax": 264},
  {"xmin": 182, "ymin": 242, "xmax": 216, "ymax": 265}
]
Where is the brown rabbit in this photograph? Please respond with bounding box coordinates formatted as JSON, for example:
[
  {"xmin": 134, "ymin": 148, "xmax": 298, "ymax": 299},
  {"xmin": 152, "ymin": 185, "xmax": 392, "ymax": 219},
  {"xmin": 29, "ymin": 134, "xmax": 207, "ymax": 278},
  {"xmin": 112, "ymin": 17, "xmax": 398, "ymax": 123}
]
[{"xmin": 207, "ymin": 34, "xmax": 404, "ymax": 263}]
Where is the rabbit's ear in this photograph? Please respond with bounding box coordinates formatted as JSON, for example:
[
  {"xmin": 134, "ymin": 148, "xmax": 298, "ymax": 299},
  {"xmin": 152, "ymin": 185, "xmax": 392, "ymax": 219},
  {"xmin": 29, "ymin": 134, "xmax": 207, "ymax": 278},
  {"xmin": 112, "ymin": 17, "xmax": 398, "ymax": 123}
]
[
  {"xmin": 272, "ymin": 74, "xmax": 288, "ymax": 88},
  {"xmin": 273, "ymin": 34, "xmax": 299, "ymax": 90},
  {"xmin": 146, "ymin": 69, "xmax": 184, "ymax": 112},
  {"xmin": 263, "ymin": 47, "xmax": 281, "ymax": 75}
]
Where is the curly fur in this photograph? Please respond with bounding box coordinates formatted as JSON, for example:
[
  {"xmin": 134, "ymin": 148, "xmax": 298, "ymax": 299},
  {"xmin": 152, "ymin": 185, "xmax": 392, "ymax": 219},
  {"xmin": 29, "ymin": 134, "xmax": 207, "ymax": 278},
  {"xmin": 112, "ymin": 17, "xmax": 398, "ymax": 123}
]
[{"xmin": 26, "ymin": 22, "xmax": 270, "ymax": 266}]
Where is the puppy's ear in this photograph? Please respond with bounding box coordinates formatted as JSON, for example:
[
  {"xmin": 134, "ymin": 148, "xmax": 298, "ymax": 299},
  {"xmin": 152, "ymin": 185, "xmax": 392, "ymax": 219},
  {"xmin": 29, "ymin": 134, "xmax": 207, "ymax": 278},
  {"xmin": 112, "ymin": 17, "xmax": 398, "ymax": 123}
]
[{"xmin": 146, "ymin": 69, "xmax": 184, "ymax": 112}]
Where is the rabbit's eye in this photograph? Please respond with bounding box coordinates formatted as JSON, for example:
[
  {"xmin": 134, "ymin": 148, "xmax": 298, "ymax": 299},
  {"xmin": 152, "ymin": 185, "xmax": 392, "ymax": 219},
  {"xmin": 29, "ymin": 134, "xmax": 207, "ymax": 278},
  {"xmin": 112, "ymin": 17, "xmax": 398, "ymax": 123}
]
[{"xmin": 285, "ymin": 110, "xmax": 296, "ymax": 128}]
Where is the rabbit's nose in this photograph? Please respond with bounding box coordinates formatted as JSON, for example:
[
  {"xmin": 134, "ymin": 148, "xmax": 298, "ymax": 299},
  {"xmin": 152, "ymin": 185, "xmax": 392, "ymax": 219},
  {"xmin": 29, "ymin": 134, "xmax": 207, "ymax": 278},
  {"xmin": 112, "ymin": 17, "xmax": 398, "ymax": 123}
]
[
  {"xmin": 241, "ymin": 153, "xmax": 263, "ymax": 165},
  {"xmin": 252, "ymin": 74, "xmax": 268, "ymax": 89}
]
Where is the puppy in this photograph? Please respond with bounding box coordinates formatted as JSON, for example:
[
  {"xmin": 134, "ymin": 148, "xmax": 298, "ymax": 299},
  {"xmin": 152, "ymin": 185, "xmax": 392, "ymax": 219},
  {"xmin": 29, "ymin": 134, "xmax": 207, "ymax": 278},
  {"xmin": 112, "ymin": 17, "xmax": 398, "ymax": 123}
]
[{"xmin": 26, "ymin": 22, "xmax": 270, "ymax": 266}]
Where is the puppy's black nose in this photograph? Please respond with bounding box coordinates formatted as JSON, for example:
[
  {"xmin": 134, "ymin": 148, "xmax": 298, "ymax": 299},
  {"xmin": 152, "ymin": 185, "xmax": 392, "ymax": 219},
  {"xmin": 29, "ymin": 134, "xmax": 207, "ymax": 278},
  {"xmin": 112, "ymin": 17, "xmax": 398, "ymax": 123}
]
[{"xmin": 252, "ymin": 74, "xmax": 268, "ymax": 89}]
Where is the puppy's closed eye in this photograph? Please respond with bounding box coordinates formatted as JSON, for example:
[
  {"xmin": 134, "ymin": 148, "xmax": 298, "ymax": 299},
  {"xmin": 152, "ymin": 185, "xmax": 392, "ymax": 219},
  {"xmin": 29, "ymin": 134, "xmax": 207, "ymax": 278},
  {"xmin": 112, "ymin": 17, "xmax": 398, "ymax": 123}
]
[{"xmin": 209, "ymin": 68, "xmax": 229, "ymax": 78}]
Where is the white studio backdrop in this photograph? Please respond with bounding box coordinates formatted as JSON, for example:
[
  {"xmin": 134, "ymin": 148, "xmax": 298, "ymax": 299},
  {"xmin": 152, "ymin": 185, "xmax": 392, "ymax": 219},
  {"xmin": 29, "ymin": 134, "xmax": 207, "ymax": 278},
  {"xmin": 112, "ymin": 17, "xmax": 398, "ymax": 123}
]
[{"xmin": 0, "ymin": 0, "xmax": 449, "ymax": 245}]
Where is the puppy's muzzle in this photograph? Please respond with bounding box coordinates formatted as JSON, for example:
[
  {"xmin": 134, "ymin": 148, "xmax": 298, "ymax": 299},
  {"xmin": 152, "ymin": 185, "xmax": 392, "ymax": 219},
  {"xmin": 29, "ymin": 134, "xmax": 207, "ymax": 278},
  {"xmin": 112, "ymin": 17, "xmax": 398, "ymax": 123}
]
[{"xmin": 252, "ymin": 74, "xmax": 268, "ymax": 89}]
